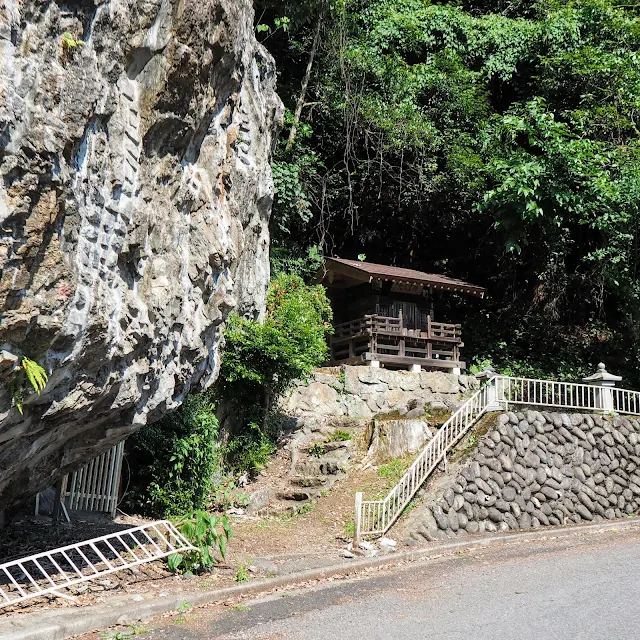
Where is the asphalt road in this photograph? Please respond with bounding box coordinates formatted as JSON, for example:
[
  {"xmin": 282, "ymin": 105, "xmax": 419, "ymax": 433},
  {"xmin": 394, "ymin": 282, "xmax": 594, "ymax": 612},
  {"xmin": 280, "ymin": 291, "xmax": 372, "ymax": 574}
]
[{"xmin": 133, "ymin": 527, "xmax": 640, "ymax": 639}]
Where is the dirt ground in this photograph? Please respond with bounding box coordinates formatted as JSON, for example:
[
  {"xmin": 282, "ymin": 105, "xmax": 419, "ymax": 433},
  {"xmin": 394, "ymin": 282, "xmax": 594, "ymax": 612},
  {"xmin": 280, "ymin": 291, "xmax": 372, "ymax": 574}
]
[{"xmin": 0, "ymin": 436, "xmax": 411, "ymax": 617}]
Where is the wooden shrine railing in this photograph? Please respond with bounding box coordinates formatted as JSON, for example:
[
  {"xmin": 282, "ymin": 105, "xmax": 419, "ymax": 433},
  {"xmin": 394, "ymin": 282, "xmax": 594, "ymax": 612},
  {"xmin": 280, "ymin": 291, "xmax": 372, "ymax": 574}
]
[{"xmin": 330, "ymin": 314, "xmax": 463, "ymax": 367}]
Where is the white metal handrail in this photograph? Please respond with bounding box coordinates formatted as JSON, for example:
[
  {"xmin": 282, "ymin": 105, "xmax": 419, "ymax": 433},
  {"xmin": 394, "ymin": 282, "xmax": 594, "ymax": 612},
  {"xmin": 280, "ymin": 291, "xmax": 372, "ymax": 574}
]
[
  {"xmin": 0, "ymin": 520, "xmax": 195, "ymax": 608},
  {"xmin": 356, "ymin": 384, "xmax": 490, "ymax": 537},
  {"xmin": 354, "ymin": 373, "xmax": 640, "ymax": 540},
  {"xmin": 495, "ymin": 376, "xmax": 640, "ymax": 416}
]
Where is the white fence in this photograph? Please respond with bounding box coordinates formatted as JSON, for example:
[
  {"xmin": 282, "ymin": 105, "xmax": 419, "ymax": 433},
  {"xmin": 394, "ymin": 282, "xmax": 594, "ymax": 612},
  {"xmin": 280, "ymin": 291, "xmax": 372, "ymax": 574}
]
[
  {"xmin": 495, "ymin": 376, "xmax": 640, "ymax": 415},
  {"xmin": 65, "ymin": 440, "xmax": 125, "ymax": 516},
  {"xmin": 36, "ymin": 441, "xmax": 125, "ymax": 519},
  {"xmin": 355, "ymin": 374, "xmax": 640, "ymax": 541},
  {"xmin": 0, "ymin": 521, "xmax": 194, "ymax": 608}
]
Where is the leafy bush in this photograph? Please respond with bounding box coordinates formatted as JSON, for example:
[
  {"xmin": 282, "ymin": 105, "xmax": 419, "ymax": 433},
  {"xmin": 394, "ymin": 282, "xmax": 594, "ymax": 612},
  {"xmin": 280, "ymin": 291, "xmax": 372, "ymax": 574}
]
[
  {"xmin": 167, "ymin": 510, "xmax": 231, "ymax": 575},
  {"xmin": 218, "ymin": 273, "xmax": 332, "ymax": 475},
  {"xmin": 221, "ymin": 273, "xmax": 332, "ymax": 399},
  {"xmin": 125, "ymin": 394, "xmax": 221, "ymax": 516},
  {"xmin": 222, "ymin": 422, "xmax": 275, "ymax": 476}
]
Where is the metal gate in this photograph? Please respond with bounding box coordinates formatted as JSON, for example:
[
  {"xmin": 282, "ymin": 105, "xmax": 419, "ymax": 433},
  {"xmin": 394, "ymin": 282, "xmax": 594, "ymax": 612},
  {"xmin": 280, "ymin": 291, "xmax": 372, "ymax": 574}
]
[
  {"xmin": 36, "ymin": 440, "xmax": 125, "ymax": 519},
  {"xmin": 65, "ymin": 440, "xmax": 125, "ymax": 516}
]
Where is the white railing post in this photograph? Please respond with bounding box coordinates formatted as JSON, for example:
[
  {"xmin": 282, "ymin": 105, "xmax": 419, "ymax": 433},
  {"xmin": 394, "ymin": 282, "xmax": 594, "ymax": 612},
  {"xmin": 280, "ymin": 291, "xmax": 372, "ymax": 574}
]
[
  {"xmin": 354, "ymin": 492, "xmax": 363, "ymax": 549},
  {"xmin": 582, "ymin": 363, "xmax": 622, "ymax": 412}
]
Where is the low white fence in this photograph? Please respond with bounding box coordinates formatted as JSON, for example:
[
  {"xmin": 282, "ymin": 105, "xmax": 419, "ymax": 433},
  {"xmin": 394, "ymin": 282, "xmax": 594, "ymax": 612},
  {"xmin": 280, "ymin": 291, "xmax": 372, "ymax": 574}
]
[
  {"xmin": 0, "ymin": 521, "xmax": 194, "ymax": 608},
  {"xmin": 355, "ymin": 373, "xmax": 640, "ymax": 541},
  {"xmin": 495, "ymin": 376, "xmax": 640, "ymax": 415}
]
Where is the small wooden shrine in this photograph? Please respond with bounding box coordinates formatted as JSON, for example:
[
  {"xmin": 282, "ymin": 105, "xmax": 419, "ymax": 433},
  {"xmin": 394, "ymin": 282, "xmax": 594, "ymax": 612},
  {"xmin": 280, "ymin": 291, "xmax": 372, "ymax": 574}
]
[{"xmin": 316, "ymin": 257, "xmax": 486, "ymax": 372}]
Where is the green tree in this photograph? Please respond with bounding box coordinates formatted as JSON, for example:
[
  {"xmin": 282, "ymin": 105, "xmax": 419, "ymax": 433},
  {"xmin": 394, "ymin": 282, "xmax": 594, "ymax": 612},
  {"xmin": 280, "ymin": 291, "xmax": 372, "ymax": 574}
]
[{"xmin": 258, "ymin": 0, "xmax": 640, "ymax": 384}]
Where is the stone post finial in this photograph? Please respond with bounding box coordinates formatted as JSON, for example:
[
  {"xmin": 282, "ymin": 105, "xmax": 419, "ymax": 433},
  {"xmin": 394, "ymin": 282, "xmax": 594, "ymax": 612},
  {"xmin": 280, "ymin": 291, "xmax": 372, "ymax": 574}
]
[
  {"xmin": 582, "ymin": 363, "xmax": 622, "ymax": 411},
  {"xmin": 474, "ymin": 366, "xmax": 497, "ymax": 380}
]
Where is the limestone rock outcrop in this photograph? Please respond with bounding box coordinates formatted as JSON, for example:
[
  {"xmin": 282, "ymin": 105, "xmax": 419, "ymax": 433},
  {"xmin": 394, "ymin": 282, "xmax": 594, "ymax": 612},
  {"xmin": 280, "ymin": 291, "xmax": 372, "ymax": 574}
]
[{"xmin": 0, "ymin": 0, "xmax": 282, "ymax": 508}]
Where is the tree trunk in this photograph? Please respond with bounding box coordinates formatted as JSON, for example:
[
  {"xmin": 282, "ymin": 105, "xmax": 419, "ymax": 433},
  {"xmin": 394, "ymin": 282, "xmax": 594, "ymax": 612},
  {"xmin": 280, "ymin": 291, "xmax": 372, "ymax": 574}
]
[{"xmin": 285, "ymin": 17, "xmax": 322, "ymax": 152}]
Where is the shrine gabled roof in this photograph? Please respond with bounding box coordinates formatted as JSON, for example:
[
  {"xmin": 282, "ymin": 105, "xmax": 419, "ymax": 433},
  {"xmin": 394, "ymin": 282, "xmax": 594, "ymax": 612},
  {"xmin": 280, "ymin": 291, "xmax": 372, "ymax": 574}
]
[{"xmin": 318, "ymin": 257, "xmax": 486, "ymax": 298}]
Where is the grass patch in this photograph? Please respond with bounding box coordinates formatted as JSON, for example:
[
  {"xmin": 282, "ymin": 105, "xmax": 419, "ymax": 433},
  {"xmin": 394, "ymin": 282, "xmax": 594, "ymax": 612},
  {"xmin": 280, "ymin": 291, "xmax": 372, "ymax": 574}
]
[
  {"xmin": 328, "ymin": 430, "xmax": 352, "ymax": 442},
  {"xmin": 378, "ymin": 458, "xmax": 406, "ymax": 481}
]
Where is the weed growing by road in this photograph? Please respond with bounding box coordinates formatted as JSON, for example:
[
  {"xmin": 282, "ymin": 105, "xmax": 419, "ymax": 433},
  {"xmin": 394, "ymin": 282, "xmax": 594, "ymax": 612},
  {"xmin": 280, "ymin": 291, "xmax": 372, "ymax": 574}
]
[
  {"xmin": 235, "ymin": 564, "xmax": 249, "ymax": 582},
  {"xmin": 174, "ymin": 601, "xmax": 192, "ymax": 625},
  {"xmin": 99, "ymin": 626, "xmax": 148, "ymax": 640}
]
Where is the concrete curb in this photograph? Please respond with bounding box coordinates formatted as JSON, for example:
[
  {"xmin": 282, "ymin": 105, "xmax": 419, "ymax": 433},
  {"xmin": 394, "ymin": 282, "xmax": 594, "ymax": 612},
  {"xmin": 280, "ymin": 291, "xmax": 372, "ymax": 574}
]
[{"xmin": 2, "ymin": 519, "xmax": 640, "ymax": 640}]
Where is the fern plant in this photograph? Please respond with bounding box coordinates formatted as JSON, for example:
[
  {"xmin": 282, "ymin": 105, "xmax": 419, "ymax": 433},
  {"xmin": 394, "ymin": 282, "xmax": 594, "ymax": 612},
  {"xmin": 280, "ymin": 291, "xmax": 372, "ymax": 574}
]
[
  {"xmin": 22, "ymin": 357, "xmax": 48, "ymax": 394},
  {"xmin": 61, "ymin": 32, "xmax": 85, "ymax": 49},
  {"xmin": 9, "ymin": 357, "xmax": 48, "ymax": 414}
]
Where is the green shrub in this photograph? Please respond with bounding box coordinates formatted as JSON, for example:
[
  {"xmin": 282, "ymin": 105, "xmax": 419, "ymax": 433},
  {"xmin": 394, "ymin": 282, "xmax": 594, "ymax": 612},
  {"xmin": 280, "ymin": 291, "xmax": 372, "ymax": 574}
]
[
  {"xmin": 223, "ymin": 422, "xmax": 275, "ymax": 476},
  {"xmin": 126, "ymin": 394, "xmax": 221, "ymax": 517},
  {"xmin": 327, "ymin": 430, "xmax": 351, "ymax": 442},
  {"xmin": 220, "ymin": 273, "xmax": 332, "ymax": 399},
  {"xmin": 167, "ymin": 510, "xmax": 231, "ymax": 575},
  {"xmin": 217, "ymin": 273, "xmax": 332, "ymax": 475}
]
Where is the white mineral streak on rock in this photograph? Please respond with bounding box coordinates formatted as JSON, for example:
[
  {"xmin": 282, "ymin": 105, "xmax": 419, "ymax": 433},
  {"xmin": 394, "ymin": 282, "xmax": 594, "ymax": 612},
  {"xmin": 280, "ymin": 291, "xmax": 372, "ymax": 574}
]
[{"xmin": 0, "ymin": 0, "xmax": 283, "ymax": 507}]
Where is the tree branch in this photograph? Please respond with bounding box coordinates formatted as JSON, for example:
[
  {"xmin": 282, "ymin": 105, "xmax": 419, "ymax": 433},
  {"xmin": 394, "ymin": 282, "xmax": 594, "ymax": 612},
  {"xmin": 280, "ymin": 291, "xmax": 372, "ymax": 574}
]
[{"xmin": 285, "ymin": 17, "xmax": 322, "ymax": 152}]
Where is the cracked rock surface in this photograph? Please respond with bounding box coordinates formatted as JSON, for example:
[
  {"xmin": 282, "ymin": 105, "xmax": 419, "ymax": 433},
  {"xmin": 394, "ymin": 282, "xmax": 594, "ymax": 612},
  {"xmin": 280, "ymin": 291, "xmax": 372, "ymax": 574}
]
[{"xmin": 0, "ymin": 0, "xmax": 282, "ymax": 508}]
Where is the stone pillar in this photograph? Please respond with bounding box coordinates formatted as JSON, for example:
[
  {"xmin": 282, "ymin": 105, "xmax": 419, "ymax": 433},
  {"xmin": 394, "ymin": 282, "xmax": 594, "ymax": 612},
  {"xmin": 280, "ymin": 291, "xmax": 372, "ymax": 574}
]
[
  {"xmin": 369, "ymin": 360, "xmax": 380, "ymax": 369},
  {"xmin": 475, "ymin": 367, "xmax": 503, "ymax": 411},
  {"xmin": 410, "ymin": 364, "xmax": 421, "ymax": 373},
  {"xmin": 582, "ymin": 363, "xmax": 622, "ymax": 412},
  {"xmin": 452, "ymin": 366, "xmax": 461, "ymax": 376}
]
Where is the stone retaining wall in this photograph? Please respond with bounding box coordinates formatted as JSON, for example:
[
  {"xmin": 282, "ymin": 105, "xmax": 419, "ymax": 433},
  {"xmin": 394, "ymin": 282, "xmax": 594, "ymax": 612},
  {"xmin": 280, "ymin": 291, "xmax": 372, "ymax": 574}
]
[
  {"xmin": 416, "ymin": 410, "xmax": 640, "ymax": 541},
  {"xmin": 282, "ymin": 366, "xmax": 480, "ymax": 419}
]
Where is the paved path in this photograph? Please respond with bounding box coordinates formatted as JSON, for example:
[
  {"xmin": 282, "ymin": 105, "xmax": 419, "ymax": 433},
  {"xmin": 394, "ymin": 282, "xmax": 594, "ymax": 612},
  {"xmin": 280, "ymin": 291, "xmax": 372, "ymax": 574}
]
[{"xmin": 121, "ymin": 527, "xmax": 640, "ymax": 639}]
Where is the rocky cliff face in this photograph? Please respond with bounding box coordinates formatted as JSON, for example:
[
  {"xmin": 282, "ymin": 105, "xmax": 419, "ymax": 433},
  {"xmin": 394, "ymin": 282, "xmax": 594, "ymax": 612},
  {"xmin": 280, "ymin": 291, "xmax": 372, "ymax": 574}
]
[{"xmin": 0, "ymin": 0, "xmax": 282, "ymax": 508}]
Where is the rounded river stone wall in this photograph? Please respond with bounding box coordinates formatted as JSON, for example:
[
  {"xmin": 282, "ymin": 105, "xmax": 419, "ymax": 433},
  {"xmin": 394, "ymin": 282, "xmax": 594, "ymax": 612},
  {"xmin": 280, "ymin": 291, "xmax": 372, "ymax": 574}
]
[{"xmin": 424, "ymin": 410, "xmax": 640, "ymax": 539}]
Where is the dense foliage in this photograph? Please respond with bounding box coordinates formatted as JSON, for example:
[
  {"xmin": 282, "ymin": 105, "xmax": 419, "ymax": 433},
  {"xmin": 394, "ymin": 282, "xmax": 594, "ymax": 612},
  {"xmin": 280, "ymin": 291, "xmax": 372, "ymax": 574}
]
[
  {"xmin": 125, "ymin": 394, "xmax": 221, "ymax": 516},
  {"xmin": 258, "ymin": 0, "xmax": 640, "ymax": 382},
  {"xmin": 218, "ymin": 273, "xmax": 332, "ymax": 472}
]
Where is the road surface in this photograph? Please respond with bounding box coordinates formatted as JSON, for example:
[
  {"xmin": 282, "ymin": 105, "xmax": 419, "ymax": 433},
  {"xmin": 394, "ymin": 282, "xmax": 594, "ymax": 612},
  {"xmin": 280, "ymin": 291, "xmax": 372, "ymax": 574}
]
[{"xmin": 113, "ymin": 527, "xmax": 640, "ymax": 639}]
